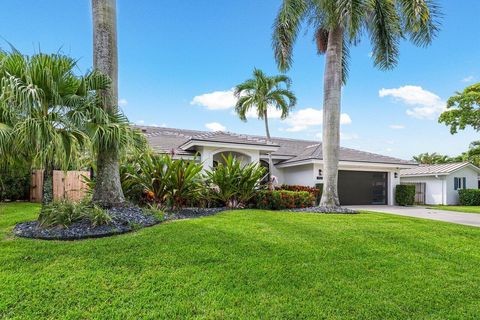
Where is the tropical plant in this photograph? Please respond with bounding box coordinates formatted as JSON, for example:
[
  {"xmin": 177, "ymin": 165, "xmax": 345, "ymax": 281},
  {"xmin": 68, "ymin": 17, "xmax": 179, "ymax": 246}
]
[
  {"xmin": 412, "ymin": 152, "xmax": 453, "ymax": 164},
  {"xmin": 0, "ymin": 50, "xmax": 110, "ymax": 203},
  {"xmin": 91, "ymin": 0, "xmax": 125, "ymax": 207},
  {"xmin": 272, "ymin": 0, "xmax": 441, "ymax": 207},
  {"xmin": 205, "ymin": 154, "xmax": 265, "ymax": 208},
  {"xmin": 121, "ymin": 153, "xmax": 204, "ymax": 209},
  {"xmin": 251, "ymin": 190, "xmax": 314, "ymax": 210},
  {"xmin": 38, "ymin": 199, "xmax": 111, "ymax": 228},
  {"xmin": 234, "ymin": 68, "xmax": 296, "ymax": 178}
]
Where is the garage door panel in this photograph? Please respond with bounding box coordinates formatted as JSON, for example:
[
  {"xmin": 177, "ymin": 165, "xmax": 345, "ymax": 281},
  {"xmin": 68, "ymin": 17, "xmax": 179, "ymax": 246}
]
[{"xmin": 338, "ymin": 171, "xmax": 387, "ymax": 205}]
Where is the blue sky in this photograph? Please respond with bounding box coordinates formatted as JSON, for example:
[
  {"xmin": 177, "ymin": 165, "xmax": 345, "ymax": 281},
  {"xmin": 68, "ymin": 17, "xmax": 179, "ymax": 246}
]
[{"xmin": 1, "ymin": 0, "xmax": 479, "ymax": 160}]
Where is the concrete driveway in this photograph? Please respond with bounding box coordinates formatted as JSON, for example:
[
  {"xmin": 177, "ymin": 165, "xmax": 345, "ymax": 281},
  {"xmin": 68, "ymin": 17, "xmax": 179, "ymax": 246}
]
[{"xmin": 346, "ymin": 205, "xmax": 480, "ymax": 228}]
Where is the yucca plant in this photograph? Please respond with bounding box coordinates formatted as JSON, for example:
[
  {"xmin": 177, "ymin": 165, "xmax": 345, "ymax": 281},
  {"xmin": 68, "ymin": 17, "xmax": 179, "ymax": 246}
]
[{"xmin": 206, "ymin": 154, "xmax": 265, "ymax": 208}]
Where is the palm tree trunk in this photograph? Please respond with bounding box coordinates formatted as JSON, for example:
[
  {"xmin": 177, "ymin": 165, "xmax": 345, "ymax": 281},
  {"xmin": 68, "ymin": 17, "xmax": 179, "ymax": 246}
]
[
  {"xmin": 319, "ymin": 25, "xmax": 343, "ymax": 207},
  {"xmin": 42, "ymin": 162, "xmax": 54, "ymax": 204},
  {"xmin": 91, "ymin": 0, "xmax": 125, "ymax": 207},
  {"xmin": 264, "ymin": 110, "xmax": 274, "ymax": 186}
]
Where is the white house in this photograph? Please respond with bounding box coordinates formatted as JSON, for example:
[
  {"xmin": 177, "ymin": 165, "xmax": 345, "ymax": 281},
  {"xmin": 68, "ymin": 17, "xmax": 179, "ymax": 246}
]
[
  {"xmin": 400, "ymin": 162, "xmax": 480, "ymax": 205},
  {"xmin": 139, "ymin": 126, "xmax": 416, "ymax": 206}
]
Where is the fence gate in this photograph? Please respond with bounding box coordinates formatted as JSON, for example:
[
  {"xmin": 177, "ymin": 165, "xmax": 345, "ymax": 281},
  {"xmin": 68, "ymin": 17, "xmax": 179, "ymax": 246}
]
[
  {"xmin": 402, "ymin": 182, "xmax": 426, "ymax": 205},
  {"xmin": 30, "ymin": 170, "xmax": 90, "ymax": 202}
]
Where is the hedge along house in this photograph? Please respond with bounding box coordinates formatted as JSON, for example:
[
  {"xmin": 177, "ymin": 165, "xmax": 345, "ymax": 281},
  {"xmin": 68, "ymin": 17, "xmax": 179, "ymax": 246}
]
[
  {"xmin": 138, "ymin": 126, "xmax": 416, "ymax": 205},
  {"xmin": 400, "ymin": 162, "xmax": 480, "ymax": 205}
]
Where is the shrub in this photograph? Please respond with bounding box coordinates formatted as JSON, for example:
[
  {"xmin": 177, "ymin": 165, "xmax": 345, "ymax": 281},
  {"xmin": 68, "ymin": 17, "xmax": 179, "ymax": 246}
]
[
  {"xmin": 205, "ymin": 154, "xmax": 265, "ymax": 208},
  {"xmin": 251, "ymin": 190, "xmax": 315, "ymax": 210},
  {"xmin": 278, "ymin": 184, "xmax": 322, "ymax": 204},
  {"xmin": 38, "ymin": 200, "xmax": 111, "ymax": 228},
  {"xmin": 121, "ymin": 153, "xmax": 204, "ymax": 209},
  {"xmin": 395, "ymin": 184, "xmax": 415, "ymax": 206},
  {"xmin": 0, "ymin": 169, "xmax": 30, "ymax": 201},
  {"xmin": 458, "ymin": 189, "xmax": 480, "ymax": 206}
]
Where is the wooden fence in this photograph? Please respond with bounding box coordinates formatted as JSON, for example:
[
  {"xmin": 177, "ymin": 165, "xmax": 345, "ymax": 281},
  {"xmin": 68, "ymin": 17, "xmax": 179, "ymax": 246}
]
[{"xmin": 30, "ymin": 170, "xmax": 90, "ymax": 202}]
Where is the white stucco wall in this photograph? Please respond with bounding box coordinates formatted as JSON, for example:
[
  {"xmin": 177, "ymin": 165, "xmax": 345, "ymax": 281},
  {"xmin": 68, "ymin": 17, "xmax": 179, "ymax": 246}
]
[
  {"xmin": 282, "ymin": 164, "xmax": 316, "ymax": 187},
  {"xmin": 198, "ymin": 146, "xmax": 260, "ymax": 171},
  {"xmin": 400, "ymin": 175, "xmax": 446, "ymax": 205},
  {"xmin": 446, "ymin": 167, "xmax": 479, "ymax": 204}
]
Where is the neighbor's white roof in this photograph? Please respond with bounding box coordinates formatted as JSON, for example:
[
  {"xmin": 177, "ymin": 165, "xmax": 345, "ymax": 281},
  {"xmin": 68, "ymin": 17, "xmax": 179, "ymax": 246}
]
[{"xmin": 400, "ymin": 162, "xmax": 480, "ymax": 176}]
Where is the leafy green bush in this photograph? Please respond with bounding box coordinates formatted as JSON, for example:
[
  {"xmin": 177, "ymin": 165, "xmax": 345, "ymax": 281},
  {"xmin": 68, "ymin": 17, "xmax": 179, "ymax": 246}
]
[
  {"xmin": 205, "ymin": 154, "xmax": 265, "ymax": 208},
  {"xmin": 121, "ymin": 153, "xmax": 204, "ymax": 209},
  {"xmin": 395, "ymin": 185, "xmax": 415, "ymax": 206},
  {"xmin": 458, "ymin": 189, "xmax": 480, "ymax": 206},
  {"xmin": 38, "ymin": 200, "xmax": 111, "ymax": 228},
  {"xmin": 0, "ymin": 169, "xmax": 30, "ymax": 201},
  {"xmin": 278, "ymin": 184, "xmax": 322, "ymax": 204},
  {"xmin": 251, "ymin": 190, "xmax": 315, "ymax": 210}
]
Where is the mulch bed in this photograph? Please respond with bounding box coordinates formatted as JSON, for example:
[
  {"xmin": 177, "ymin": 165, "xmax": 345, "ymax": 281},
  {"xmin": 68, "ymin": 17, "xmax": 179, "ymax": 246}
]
[
  {"xmin": 13, "ymin": 207, "xmax": 160, "ymax": 241},
  {"xmin": 164, "ymin": 207, "xmax": 228, "ymax": 220}
]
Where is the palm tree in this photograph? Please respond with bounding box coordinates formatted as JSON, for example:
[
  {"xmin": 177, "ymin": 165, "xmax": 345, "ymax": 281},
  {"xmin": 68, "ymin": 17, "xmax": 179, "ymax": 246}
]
[
  {"xmin": 412, "ymin": 152, "xmax": 452, "ymax": 165},
  {"xmin": 0, "ymin": 50, "xmax": 110, "ymax": 203},
  {"xmin": 91, "ymin": 0, "xmax": 125, "ymax": 207},
  {"xmin": 273, "ymin": 0, "xmax": 441, "ymax": 207},
  {"xmin": 234, "ymin": 68, "xmax": 296, "ymax": 178}
]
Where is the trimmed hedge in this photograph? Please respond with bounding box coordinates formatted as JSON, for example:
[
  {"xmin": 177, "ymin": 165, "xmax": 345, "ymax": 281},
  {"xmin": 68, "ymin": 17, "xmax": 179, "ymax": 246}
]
[
  {"xmin": 251, "ymin": 190, "xmax": 315, "ymax": 210},
  {"xmin": 458, "ymin": 189, "xmax": 480, "ymax": 206},
  {"xmin": 395, "ymin": 184, "xmax": 415, "ymax": 206},
  {"xmin": 278, "ymin": 184, "xmax": 322, "ymax": 204}
]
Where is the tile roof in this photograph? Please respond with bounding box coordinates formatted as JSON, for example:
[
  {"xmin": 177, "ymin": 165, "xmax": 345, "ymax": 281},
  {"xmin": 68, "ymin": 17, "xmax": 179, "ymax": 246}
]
[
  {"xmin": 135, "ymin": 125, "xmax": 413, "ymax": 165},
  {"xmin": 280, "ymin": 143, "xmax": 415, "ymax": 165},
  {"xmin": 400, "ymin": 162, "xmax": 480, "ymax": 176}
]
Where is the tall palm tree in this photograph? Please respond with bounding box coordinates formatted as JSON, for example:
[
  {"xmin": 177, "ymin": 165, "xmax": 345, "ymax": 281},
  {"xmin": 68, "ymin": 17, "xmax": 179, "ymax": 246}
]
[
  {"xmin": 0, "ymin": 50, "xmax": 110, "ymax": 203},
  {"xmin": 273, "ymin": 0, "xmax": 440, "ymax": 207},
  {"xmin": 92, "ymin": 0, "xmax": 125, "ymax": 207},
  {"xmin": 234, "ymin": 68, "xmax": 296, "ymax": 177}
]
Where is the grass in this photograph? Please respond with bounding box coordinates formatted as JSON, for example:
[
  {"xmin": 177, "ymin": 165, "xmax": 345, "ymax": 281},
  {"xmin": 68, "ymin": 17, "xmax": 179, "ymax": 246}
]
[
  {"xmin": 1, "ymin": 202, "xmax": 480, "ymax": 319},
  {"xmin": 427, "ymin": 205, "xmax": 480, "ymax": 214}
]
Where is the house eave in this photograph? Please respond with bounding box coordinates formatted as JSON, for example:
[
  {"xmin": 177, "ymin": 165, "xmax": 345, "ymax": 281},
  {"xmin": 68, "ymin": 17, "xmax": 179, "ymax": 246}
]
[
  {"xmin": 180, "ymin": 139, "xmax": 280, "ymax": 152},
  {"xmin": 276, "ymin": 158, "xmax": 416, "ymax": 169}
]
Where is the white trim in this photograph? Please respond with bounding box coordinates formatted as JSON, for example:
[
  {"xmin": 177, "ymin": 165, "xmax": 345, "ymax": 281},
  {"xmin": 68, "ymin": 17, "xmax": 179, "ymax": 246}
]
[
  {"xmin": 275, "ymin": 158, "xmax": 415, "ymax": 170},
  {"xmin": 181, "ymin": 140, "xmax": 279, "ymax": 153}
]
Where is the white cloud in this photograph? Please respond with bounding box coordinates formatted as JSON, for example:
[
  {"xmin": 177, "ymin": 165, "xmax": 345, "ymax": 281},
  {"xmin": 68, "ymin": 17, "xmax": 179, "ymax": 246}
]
[
  {"xmin": 205, "ymin": 122, "xmax": 226, "ymax": 131},
  {"xmin": 284, "ymin": 108, "xmax": 352, "ymax": 132},
  {"xmin": 119, "ymin": 99, "xmax": 128, "ymax": 107},
  {"xmin": 245, "ymin": 105, "xmax": 283, "ymax": 119},
  {"xmin": 341, "ymin": 132, "xmax": 360, "ymax": 141},
  {"xmin": 462, "ymin": 75, "xmax": 475, "ymax": 83},
  {"xmin": 191, "ymin": 89, "xmax": 236, "ymax": 110},
  {"xmin": 389, "ymin": 124, "xmax": 405, "ymax": 129},
  {"xmin": 135, "ymin": 120, "xmax": 145, "ymax": 125},
  {"xmin": 379, "ymin": 85, "xmax": 446, "ymax": 119}
]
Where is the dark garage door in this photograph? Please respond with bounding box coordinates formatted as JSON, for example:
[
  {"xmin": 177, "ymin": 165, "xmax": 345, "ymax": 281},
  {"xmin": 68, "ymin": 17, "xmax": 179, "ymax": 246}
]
[{"xmin": 338, "ymin": 171, "xmax": 388, "ymax": 205}]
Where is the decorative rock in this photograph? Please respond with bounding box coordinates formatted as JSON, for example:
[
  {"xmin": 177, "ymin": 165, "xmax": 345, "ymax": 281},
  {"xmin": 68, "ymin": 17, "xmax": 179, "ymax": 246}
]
[
  {"xmin": 286, "ymin": 206, "xmax": 359, "ymax": 214},
  {"xmin": 13, "ymin": 207, "xmax": 161, "ymax": 240},
  {"xmin": 164, "ymin": 207, "xmax": 227, "ymax": 220}
]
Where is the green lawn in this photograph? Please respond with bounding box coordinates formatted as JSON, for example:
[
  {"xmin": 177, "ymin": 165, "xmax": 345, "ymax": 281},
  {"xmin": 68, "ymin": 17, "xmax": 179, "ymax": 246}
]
[
  {"xmin": 428, "ymin": 205, "xmax": 480, "ymax": 214},
  {"xmin": 1, "ymin": 203, "xmax": 480, "ymax": 319}
]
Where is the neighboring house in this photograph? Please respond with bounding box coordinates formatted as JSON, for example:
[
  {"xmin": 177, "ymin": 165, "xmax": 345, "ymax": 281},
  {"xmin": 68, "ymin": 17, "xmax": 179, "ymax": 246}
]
[
  {"xmin": 400, "ymin": 162, "xmax": 480, "ymax": 205},
  {"xmin": 138, "ymin": 126, "xmax": 415, "ymax": 206}
]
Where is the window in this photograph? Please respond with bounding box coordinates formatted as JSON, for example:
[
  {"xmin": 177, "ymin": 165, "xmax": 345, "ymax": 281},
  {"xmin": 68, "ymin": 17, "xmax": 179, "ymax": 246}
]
[{"xmin": 454, "ymin": 177, "xmax": 467, "ymax": 190}]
